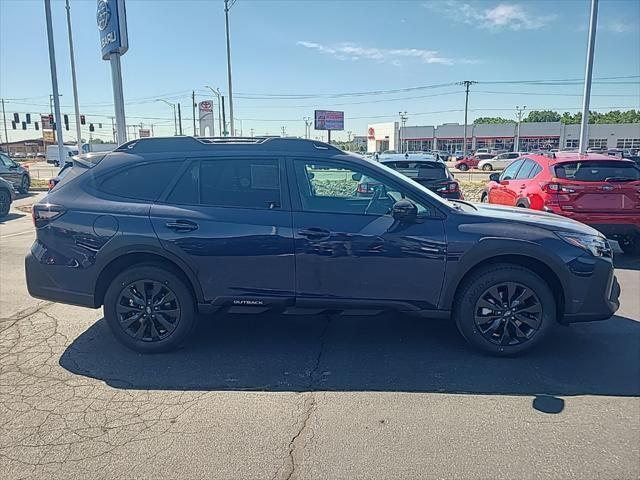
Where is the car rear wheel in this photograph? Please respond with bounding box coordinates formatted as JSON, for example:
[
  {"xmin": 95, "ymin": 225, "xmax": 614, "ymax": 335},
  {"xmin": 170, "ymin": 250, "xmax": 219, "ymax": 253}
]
[
  {"xmin": 19, "ymin": 175, "xmax": 30, "ymax": 194},
  {"xmin": 458, "ymin": 164, "xmax": 469, "ymax": 172},
  {"xmin": 104, "ymin": 265, "xmax": 197, "ymax": 353},
  {"xmin": 454, "ymin": 264, "xmax": 555, "ymax": 356},
  {"xmin": 619, "ymin": 235, "xmax": 640, "ymax": 256},
  {"xmin": 0, "ymin": 190, "xmax": 10, "ymax": 217},
  {"xmin": 482, "ymin": 164, "xmax": 493, "ymax": 171}
]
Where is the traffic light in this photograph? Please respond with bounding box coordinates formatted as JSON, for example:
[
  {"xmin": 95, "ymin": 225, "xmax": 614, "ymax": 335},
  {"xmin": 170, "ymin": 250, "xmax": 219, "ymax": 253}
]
[
  {"xmin": 89, "ymin": 123, "xmax": 95, "ymax": 132},
  {"xmin": 26, "ymin": 113, "xmax": 31, "ymax": 124},
  {"xmin": 13, "ymin": 113, "xmax": 19, "ymax": 123},
  {"xmin": 22, "ymin": 122, "xmax": 27, "ymax": 130},
  {"xmin": 80, "ymin": 115, "xmax": 86, "ymax": 125},
  {"xmin": 34, "ymin": 122, "xmax": 39, "ymax": 131},
  {"xmin": 63, "ymin": 114, "xmax": 69, "ymax": 125},
  {"xmin": 11, "ymin": 121, "xmax": 16, "ymax": 129}
]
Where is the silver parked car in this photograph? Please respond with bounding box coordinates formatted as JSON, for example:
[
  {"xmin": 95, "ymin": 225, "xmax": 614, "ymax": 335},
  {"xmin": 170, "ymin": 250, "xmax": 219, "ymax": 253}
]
[{"xmin": 477, "ymin": 152, "xmax": 523, "ymax": 171}]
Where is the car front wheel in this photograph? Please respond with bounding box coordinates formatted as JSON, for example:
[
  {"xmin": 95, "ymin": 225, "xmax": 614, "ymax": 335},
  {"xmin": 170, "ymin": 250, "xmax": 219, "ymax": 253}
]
[
  {"xmin": 104, "ymin": 264, "xmax": 197, "ymax": 353},
  {"xmin": 454, "ymin": 264, "xmax": 555, "ymax": 356},
  {"xmin": 19, "ymin": 175, "xmax": 30, "ymax": 194},
  {"xmin": 619, "ymin": 235, "xmax": 640, "ymax": 256}
]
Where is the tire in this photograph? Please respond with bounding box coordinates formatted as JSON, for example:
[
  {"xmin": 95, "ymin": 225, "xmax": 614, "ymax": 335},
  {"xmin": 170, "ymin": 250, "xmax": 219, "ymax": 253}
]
[
  {"xmin": 480, "ymin": 192, "xmax": 488, "ymax": 203},
  {"xmin": 482, "ymin": 164, "xmax": 493, "ymax": 171},
  {"xmin": 453, "ymin": 264, "xmax": 556, "ymax": 356},
  {"xmin": 104, "ymin": 264, "xmax": 197, "ymax": 353},
  {"xmin": 0, "ymin": 189, "xmax": 10, "ymax": 217},
  {"xmin": 19, "ymin": 175, "xmax": 30, "ymax": 194},
  {"xmin": 458, "ymin": 164, "xmax": 469, "ymax": 172},
  {"xmin": 620, "ymin": 236, "xmax": 640, "ymax": 256}
]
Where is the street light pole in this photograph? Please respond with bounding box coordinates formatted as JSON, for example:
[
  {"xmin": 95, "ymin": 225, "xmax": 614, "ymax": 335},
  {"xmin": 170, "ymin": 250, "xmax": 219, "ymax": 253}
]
[
  {"xmin": 65, "ymin": 0, "xmax": 82, "ymax": 151},
  {"xmin": 515, "ymin": 105, "xmax": 527, "ymax": 151},
  {"xmin": 398, "ymin": 111, "xmax": 407, "ymax": 153},
  {"xmin": 205, "ymin": 86, "xmax": 224, "ymax": 136},
  {"xmin": 44, "ymin": 0, "xmax": 65, "ymax": 164},
  {"xmin": 224, "ymin": 0, "xmax": 236, "ymax": 136},
  {"xmin": 155, "ymin": 99, "xmax": 177, "ymax": 136},
  {"xmin": 579, "ymin": 0, "xmax": 599, "ymax": 155}
]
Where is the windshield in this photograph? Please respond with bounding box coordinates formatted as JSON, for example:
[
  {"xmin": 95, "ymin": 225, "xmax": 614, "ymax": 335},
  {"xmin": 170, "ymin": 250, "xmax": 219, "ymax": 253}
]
[
  {"xmin": 356, "ymin": 155, "xmax": 452, "ymax": 209},
  {"xmin": 554, "ymin": 160, "xmax": 640, "ymax": 181}
]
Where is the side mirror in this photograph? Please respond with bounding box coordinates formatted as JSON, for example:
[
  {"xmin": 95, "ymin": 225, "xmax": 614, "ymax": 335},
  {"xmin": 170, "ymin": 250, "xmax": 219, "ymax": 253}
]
[
  {"xmin": 352, "ymin": 172, "xmax": 362, "ymax": 181},
  {"xmin": 489, "ymin": 173, "xmax": 500, "ymax": 182},
  {"xmin": 391, "ymin": 199, "xmax": 417, "ymax": 223}
]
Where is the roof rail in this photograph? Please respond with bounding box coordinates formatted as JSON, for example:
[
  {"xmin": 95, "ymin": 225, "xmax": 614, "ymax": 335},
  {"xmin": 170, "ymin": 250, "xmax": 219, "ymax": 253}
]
[{"xmin": 114, "ymin": 135, "xmax": 343, "ymax": 154}]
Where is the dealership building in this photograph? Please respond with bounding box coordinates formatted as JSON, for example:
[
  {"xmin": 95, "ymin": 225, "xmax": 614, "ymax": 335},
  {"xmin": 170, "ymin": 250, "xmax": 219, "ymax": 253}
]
[{"xmin": 366, "ymin": 121, "xmax": 640, "ymax": 153}]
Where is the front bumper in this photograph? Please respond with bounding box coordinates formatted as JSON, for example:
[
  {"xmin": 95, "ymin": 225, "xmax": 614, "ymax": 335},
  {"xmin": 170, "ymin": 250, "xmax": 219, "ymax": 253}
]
[{"xmin": 562, "ymin": 255, "xmax": 620, "ymax": 323}]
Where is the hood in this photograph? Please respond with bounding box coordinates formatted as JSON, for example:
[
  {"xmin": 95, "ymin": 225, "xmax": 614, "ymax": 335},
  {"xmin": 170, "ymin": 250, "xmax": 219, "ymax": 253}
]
[{"xmin": 468, "ymin": 203, "xmax": 602, "ymax": 236}]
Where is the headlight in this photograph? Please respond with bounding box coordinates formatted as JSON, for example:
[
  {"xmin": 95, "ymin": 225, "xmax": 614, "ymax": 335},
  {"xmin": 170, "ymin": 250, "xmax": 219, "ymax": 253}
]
[{"xmin": 557, "ymin": 232, "xmax": 611, "ymax": 257}]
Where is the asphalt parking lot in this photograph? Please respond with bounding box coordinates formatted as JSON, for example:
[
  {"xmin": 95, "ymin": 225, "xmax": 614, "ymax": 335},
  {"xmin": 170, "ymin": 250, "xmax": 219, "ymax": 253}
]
[{"xmin": 1, "ymin": 193, "xmax": 639, "ymax": 480}]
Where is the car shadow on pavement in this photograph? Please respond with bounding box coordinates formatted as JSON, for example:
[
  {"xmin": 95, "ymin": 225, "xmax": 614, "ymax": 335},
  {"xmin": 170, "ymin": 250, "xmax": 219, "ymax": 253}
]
[
  {"xmin": 60, "ymin": 312, "xmax": 640, "ymax": 397},
  {"xmin": 0, "ymin": 212, "xmax": 25, "ymax": 223}
]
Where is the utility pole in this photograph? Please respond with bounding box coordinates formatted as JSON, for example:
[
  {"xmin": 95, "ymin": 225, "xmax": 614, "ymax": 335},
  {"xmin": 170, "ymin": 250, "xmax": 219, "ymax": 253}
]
[
  {"xmin": 347, "ymin": 130, "xmax": 353, "ymax": 151},
  {"xmin": 192, "ymin": 90, "xmax": 197, "ymax": 136},
  {"xmin": 65, "ymin": 0, "xmax": 82, "ymax": 151},
  {"xmin": 1, "ymin": 99, "xmax": 8, "ymax": 152},
  {"xmin": 177, "ymin": 103, "xmax": 183, "ymax": 135},
  {"xmin": 224, "ymin": 0, "xmax": 236, "ymax": 136},
  {"xmin": 515, "ymin": 105, "xmax": 527, "ymax": 151},
  {"xmin": 579, "ymin": 0, "xmax": 599, "ymax": 154},
  {"xmin": 205, "ymin": 86, "xmax": 224, "ymax": 136},
  {"xmin": 156, "ymin": 99, "xmax": 177, "ymax": 135},
  {"xmin": 221, "ymin": 96, "xmax": 227, "ymax": 135},
  {"xmin": 151, "ymin": 124, "xmax": 154, "ymax": 136},
  {"xmin": 398, "ymin": 111, "xmax": 407, "ymax": 153},
  {"xmin": 44, "ymin": 0, "xmax": 65, "ymax": 164},
  {"xmin": 250, "ymin": 128, "xmax": 254, "ymax": 137},
  {"xmin": 460, "ymin": 80, "xmax": 477, "ymax": 155},
  {"xmin": 111, "ymin": 117, "xmax": 116, "ymax": 143},
  {"xmin": 281, "ymin": 126, "xmax": 286, "ymax": 137}
]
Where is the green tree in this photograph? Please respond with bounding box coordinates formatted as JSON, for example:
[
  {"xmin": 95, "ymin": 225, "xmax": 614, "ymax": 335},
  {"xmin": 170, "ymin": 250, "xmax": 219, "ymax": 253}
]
[
  {"xmin": 89, "ymin": 138, "xmax": 105, "ymax": 144},
  {"xmin": 473, "ymin": 117, "xmax": 515, "ymax": 124},
  {"xmin": 523, "ymin": 110, "xmax": 561, "ymax": 122}
]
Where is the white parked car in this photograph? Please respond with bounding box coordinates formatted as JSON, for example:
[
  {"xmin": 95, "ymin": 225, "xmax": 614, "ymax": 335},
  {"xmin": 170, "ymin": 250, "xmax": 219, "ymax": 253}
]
[
  {"xmin": 477, "ymin": 152, "xmax": 523, "ymax": 171},
  {"xmin": 376, "ymin": 151, "xmax": 442, "ymax": 162}
]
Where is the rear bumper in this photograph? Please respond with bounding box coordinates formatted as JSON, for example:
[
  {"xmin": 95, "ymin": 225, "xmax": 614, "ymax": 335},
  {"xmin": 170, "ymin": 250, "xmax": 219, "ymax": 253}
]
[
  {"xmin": 562, "ymin": 257, "xmax": 620, "ymax": 323},
  {"xmin": 25, "ymin": 251, "xmax": 97, "ymax": 308}
]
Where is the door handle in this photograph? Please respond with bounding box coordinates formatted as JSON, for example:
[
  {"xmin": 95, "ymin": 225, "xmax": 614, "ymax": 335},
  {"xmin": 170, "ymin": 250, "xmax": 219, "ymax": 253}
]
[
  {"xmin": 165, "ymin": 220, "xmax": 199, "ymax": 232},
  {"xmin": 298, "ymin": 227, "xmax": 331, "ymax": 240}
]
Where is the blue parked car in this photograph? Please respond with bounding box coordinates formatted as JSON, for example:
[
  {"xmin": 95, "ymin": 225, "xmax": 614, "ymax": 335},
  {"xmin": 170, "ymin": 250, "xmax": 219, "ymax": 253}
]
[{"xmin": 26, "ymin": 137, "xmax": 619, "ymax": 355}]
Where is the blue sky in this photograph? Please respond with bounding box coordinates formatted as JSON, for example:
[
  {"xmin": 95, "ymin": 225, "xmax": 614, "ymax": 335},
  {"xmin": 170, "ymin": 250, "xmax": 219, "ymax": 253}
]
[{"xmin": 1, "ymin": 0, "xmax": 639, "ymax": 142}]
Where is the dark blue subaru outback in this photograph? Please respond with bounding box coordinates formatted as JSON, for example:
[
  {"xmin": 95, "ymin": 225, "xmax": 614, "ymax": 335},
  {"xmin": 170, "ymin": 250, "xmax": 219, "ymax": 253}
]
[{"xmin": 26, "ymin": 137, "xmax": 620, "ymax": 355}]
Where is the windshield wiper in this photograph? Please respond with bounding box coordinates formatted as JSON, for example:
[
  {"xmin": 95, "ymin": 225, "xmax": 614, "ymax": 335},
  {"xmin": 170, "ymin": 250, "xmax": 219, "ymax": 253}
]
[
  {"xmin": 605, "ymin": 176, "xmax": 635, "ymax": 182},
  {"xmin": 448, "ymin": 199, "xmax": 478, "ymax": 211}
]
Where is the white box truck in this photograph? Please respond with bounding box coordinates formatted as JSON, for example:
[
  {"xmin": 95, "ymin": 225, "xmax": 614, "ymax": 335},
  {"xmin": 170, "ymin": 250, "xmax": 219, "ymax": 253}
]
[{"xmin": 46, "ymin": 145, "xmax": 79, "ymax": 167}]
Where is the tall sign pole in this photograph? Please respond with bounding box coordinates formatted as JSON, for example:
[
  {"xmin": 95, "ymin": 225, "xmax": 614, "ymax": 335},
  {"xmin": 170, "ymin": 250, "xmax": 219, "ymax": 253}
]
[
  {"xmin": 65, "ymin": 0, "xmax": 83, "ymax": 151},
  {"xmin": 97, "ymin": 0, "xmax": 129, "ymax": 144},
  {"xmin": 44, "ymin": 0, "xmax": 65, "ymax": 164},
  {"xmin": 579, "ymin": 0, "xmax": 599, "ymax": 155},
  {"xmin": 224, "ymin": 0, "xmax": 236, "ymax": 136}
]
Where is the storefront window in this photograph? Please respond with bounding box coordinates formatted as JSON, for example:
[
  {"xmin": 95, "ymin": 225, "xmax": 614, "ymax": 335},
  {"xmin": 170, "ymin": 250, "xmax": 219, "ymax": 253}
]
[
  {"xmin": 588, "ymin": 138, "xmax": 607, "ymax": 149},
  {"xmin": 616, "ymin": 138, "xmax": 640, "ymax": 149},
  {"xmin": 519, "ymin": 137, "xmax": 560, "ymax": 151},
  {"xmin": 565, "ymin": 139, "xmax": 579, "ymax": 148}
]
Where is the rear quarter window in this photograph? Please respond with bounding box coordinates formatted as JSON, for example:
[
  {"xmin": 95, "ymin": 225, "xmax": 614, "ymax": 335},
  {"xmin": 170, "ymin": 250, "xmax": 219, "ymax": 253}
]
[
  {"xmin": 554, "ymin": 161, "xmax": 640, "ymax": 181},
  {"xmin": 96, "ymin": 161, "xmax": 181, "ymax": 201}
]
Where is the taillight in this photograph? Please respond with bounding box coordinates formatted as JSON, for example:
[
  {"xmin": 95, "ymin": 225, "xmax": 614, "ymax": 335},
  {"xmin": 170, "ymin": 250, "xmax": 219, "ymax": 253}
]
[
  {"xmin": 540, "ymin": 182, "xmax": 576, "ymax": 194},
  {"xmin": 436, "ymin": 181, "xmax": 459, "ymax": 193},
  {"xmin": 356, "ymin": 183, "xmax": 373, "ymax": 193},
  {"xmin": 32, "ymin": 203, "xmax": 66, "ymax": 228}
]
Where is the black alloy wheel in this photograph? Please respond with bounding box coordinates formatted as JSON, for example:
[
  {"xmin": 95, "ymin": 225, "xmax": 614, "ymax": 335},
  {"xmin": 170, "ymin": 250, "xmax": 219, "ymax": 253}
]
[
  {"xmin": 474, "ymin": 282, "xmax": 542, "ymax": 346},
  {"xmin": 117, "ymin": 279, "xmax": 181, "ymax": 342},
  {"xmin": 20, "ymin": 175, "xmax": 30, "ymax": 194}
]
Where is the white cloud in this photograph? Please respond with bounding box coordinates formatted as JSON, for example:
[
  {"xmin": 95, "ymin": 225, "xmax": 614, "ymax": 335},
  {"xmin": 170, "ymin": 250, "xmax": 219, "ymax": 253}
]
[
  {"xmin": 603, "ymin": 20, "xmax": 635, "ymax": 33},
  {"xmin": 425, "ymin": 1, "xmax": 557, "ymax": 31},
  {"xmin": 296, "ymin": 41, "xmax": 480, "ymax": 66}
]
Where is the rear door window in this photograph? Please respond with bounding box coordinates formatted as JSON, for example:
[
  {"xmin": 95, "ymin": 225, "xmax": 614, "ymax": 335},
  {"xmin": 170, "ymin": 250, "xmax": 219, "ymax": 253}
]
[
  {"xmin": 500, "ymin": 159, "xmax": 524, "ymax": 180},
  {"xmin": 554, "ymin": 161, "xmax": 640, "ymax": 182},
  {"xmin": 515, "ymin": 159, "xmax": 535, "ymax": 179}
]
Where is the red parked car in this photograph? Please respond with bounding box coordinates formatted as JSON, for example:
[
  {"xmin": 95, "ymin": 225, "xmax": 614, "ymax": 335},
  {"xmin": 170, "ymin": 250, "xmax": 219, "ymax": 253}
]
[
  {"xmin": 481, "ymin": 152, "xmax": 640, "ymax": 255},
  {"xmin": 454, "ymin": 153, "xmax": 494, "ymax": 171}
]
